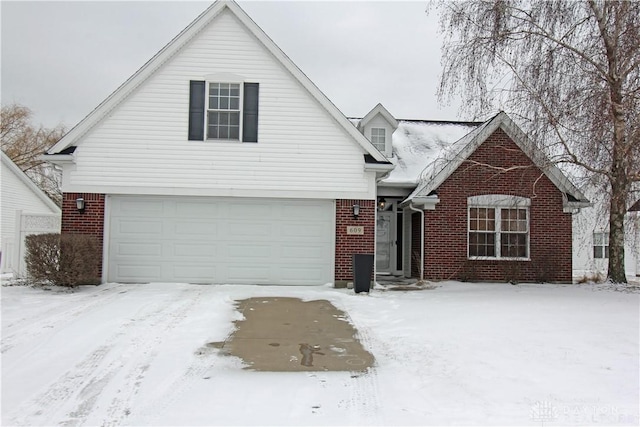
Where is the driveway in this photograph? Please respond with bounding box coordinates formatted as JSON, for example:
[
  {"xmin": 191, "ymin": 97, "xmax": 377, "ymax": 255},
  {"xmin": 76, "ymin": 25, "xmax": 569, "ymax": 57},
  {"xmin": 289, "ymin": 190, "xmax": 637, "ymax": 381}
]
[
  {"xmin": 2, "ymin": 281, "xmax": 638, "ymax": 426},
  {"xmin": 219, "ymin": 297, "xmax": 374, "ymax": 371}
]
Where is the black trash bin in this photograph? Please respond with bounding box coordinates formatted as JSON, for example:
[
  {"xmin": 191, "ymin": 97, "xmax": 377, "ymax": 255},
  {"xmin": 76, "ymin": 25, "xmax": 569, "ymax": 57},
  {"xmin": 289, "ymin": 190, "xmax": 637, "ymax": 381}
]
[{"xmin": 352, "ymin": 254, "xmax": 374, "ymax": 293}]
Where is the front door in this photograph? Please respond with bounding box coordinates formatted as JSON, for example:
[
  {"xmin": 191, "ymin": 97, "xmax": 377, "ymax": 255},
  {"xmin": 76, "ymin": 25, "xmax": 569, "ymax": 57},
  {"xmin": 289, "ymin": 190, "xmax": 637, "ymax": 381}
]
[{"xmin": 376, "ymin": 211, "xmax": 393, "ymax": 272}]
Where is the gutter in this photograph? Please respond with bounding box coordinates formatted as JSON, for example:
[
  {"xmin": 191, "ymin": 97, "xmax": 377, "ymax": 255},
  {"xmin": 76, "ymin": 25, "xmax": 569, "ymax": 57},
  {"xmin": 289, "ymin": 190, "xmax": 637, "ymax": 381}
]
[
  {"xmin": 364, "ymin": 161, "xmax": 395, "ymax": 182},
  {"xmin": 562, "ymin": 193, "xmax": 591, "ymax": 213},
  {"xmin": 41, "ymin": 153, "xmax": 75, "ymax": 165}
]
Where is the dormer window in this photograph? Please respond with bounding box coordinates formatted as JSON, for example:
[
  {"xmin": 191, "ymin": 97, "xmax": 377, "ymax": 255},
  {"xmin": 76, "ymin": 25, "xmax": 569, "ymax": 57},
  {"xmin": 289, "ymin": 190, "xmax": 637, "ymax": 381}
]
[{"xmin": 371, "ymin": 128, "xmax": 386, "ymax": 151}]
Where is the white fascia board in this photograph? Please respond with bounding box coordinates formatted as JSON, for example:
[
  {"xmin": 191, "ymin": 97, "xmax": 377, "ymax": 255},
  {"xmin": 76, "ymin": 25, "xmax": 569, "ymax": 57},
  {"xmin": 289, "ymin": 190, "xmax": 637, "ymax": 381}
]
[
  {"xmin": 360, "ymin": 103, "xmax": 399, "ymax": 130},
  {"xmin": 498, "ymin": 114, "xmax": 589, "ymax": 203},
  {"xmin": 57, "ymin": 184, "xmax": 377, "ymax": 201},
  {"xmin": 48, "ymin": 2, "xmax": 227, "ymax": 154},
  {"xmin": 399, "ymin": 195, "xmax": 440, "ymax": 210},
  {"xmin": 410, "ymin": 112, "xmax": 589, "ymax": 204},
  {"xmin": 227, "ymin": 2, "xmax": 389, "ymax": 162},
  {"xmin": 378, "ymin": 181, "xmax": 417, "ymax": 188},
  {"xmin": 426, "ymin": 115, "xmax": 502, "ymax": 194},
  {"xmin": 364, "ymin": 163, "xmax": 395, "ymax": 172},
  {"xmin": 1, "ymin": 151, "xmax": 61, "ymax": 214},
  {"xmin": 41, "ymin": 153, "xmax": 75, "ymax": 165},
  {"xmin": 49, "ymin": 0, "xmax": 389, "ymax": 163}
]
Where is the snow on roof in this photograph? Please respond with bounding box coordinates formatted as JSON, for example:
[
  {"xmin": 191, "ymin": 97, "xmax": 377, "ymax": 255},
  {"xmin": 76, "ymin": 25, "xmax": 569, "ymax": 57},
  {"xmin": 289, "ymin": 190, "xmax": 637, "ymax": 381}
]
[{"xmin": 382, "ymin": 120, "xmax": 480, "ymax": 185}]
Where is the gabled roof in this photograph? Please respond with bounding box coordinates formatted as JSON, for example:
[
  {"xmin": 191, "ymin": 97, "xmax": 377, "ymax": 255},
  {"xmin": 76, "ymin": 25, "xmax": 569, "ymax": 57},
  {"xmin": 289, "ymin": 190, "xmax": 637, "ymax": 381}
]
[
  {"xmin": 405, "ymin": 112, "xmax": 589, "ymax": 206},
  {"xmin": 358, "ymin": 103, "xmax": 398, "ymax": 131},
  {"xmin": 1, "ymin": 151, "xmax": 61, "ymax": 213},
  {"xmin": 47, "ymin": 0, "xmax": 388, "ymax": 163}
]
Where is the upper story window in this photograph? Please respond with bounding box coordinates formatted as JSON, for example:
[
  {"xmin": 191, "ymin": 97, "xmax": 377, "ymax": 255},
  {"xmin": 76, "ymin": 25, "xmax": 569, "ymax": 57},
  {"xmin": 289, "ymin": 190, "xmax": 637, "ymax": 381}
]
[
  {"xmin": 371, "ymin": 128, "xmax": 386, "ymax": 151},
  {"xmin": 207, "ymin": 83, "xmax": 241, "ymax": 140},
  {"xmin": 188, "ymin": 80, "xmax": 259, "ymax": 143},
  {"xmin": 468, "ymin": 195, "xmax": 530, "ymax": 260},
  {"xmin": 593, "ymin": 232, "xmax": 609, "ymax": 259}
]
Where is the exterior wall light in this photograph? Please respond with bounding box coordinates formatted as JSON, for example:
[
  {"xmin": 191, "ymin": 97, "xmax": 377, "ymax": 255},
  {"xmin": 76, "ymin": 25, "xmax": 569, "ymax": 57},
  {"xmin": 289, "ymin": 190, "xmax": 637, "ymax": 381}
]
[
  {"xmin": 378, "ymin": 197, "xmax": 386, "ymax": 211},
  {"xmin": 352, "ymin": 203, "xmax": 360, "ymax": 219},
  {"xmin": 76, "ymin": 197, "xmax": 86, "ymax": 213}
]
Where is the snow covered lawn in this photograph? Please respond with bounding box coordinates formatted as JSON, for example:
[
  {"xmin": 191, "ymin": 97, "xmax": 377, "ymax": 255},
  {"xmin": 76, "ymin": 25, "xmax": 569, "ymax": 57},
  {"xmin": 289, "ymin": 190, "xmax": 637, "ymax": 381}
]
[{"xmin": 1, "ymin": 282, "xmax": 638, "ymax": 426}]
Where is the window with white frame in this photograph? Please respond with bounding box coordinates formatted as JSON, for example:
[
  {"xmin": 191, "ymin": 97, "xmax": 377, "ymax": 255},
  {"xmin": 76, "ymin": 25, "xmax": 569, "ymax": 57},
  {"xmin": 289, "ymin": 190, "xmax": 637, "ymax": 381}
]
[
  {"xmin": 468, "ymin": 195, "xmax": 530, "ymax": 259},
  {"xmin": 593, "ymin": 232, "xmax": 609, "ymax": 259},
  {"xmin": 371, "ymin": 128, "xmax": 386, "ymax": 151},
  {"xmin": 207, "ymin": 83, "xmax": 241, "ymax": 140}
]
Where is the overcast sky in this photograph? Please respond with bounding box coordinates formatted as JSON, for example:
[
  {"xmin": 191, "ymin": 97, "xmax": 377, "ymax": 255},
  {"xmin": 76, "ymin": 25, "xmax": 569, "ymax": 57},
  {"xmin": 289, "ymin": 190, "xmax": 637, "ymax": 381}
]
[{"xmin": 1, "ymin": 1, "xmax": 464, "ymax": 130}]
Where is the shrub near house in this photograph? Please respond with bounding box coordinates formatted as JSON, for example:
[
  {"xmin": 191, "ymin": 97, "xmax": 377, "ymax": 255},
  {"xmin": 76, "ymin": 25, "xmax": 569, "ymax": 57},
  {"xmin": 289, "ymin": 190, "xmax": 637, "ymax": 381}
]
[{"xmin": 25, "ymin": 234, "xmax": 100, "ymax": 287}]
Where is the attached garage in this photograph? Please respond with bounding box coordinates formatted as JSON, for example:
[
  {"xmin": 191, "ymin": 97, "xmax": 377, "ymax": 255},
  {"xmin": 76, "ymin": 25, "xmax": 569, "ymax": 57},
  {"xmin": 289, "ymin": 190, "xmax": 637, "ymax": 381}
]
[{"xmin": 106, "ymin": 196, "xmax": 334, "ymax": 285}]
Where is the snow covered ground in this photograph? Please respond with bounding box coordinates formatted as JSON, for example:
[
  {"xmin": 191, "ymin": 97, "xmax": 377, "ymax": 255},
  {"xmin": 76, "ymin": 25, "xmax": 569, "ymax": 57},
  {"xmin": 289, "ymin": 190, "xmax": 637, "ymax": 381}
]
[{"xmin": 1, "ymin": 281, "xmax": 638, "ymax": 426}]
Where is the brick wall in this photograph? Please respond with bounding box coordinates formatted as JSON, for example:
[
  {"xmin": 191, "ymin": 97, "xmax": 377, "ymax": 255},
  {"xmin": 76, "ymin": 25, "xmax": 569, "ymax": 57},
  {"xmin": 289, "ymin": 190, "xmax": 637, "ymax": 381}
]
[
  {"xmin": 335, "ymin": 199, "xmax": 375, "ymax": 281},
  {"xmin": 422, "ymin": 129, "xmax": 573, "ymax": 283},
  {"xmin": 61, "ymin": 193, "xmax": 106, "ymax": 278}
]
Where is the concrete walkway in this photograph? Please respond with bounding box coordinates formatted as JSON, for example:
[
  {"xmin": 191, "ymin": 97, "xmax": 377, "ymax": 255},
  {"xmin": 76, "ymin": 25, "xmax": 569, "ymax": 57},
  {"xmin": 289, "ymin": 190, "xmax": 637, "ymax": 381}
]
[{"xmin": 216, "ymin": 297, "xmax": 374, "ymax": 372}]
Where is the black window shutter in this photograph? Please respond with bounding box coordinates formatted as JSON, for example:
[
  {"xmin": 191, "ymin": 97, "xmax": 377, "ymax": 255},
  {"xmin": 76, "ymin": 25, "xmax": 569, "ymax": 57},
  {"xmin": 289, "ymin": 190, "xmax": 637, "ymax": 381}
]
[
  {"xmin": 242, "ymin": 82, "xmax": 259, "ymax": 142},
  {"xmin": 188, "ymin": 80, "xmax": 206, "ymax": 141}
]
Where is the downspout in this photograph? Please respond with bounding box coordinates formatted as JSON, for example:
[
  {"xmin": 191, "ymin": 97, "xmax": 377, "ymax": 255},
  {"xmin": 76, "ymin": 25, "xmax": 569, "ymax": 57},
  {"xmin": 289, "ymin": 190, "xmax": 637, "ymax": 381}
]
[{"xmin": 408, "ymin": 202, "xmax": 424, "ymax": 281}]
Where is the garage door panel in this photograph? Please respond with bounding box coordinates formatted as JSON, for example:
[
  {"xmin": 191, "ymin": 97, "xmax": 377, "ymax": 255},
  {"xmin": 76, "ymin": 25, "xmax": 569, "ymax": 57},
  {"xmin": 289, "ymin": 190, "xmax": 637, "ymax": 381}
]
[
  {"xmin": 281, "ymin": 223, "xmax": 330, "ymax": 239},
  {"xmin": 281, "ymin": 243, "xmax": 328, "ymax": 259},
  {"xmin": 229, "ymin": 203, "xmax": 273, "ymax": 218},
  {"xmin": 280, "ymin": 267, "xmax": 326, "ymax": 285},
  {"xmin": 108, "ymin": 196, "xmax": 333, "ymax": 285},
  {"xmin": 226, "ymin": 243, "xmax": 271, "ymax": 258},
  {"xmin": 174, "ymin": 221, "xmax": 218, "ymax": 237},
  {"xmin": 173, "ymin": 242, "xmax": 217, "ymax": 257},
  {"xmin": 226, "ymin": 265, "xmax": 270, "ymax": 281},
  {"xmin": 173, "ymin": 265, "xmax": 216, "ymax": 280},
  {"xmin": 116, "ymin": 242, "xmax": 163, "ymax": 257},
  {"xmin": 226, "ymin": 222, "xmax": 272, "ymax": 238},
  {"xmin": 119, "ymin": 199, "xmax": 165, "ymax": 216},
  {"xmin": 117, "ymin": 264, "xmax": 163, "ymax": 281},
  {"xmin": 118, "ymin": 220, "xmax": 163, "ymax": 235},
  {"xmin": 175, "ymin": 202, "xmax": 219, "ymax": 218}
]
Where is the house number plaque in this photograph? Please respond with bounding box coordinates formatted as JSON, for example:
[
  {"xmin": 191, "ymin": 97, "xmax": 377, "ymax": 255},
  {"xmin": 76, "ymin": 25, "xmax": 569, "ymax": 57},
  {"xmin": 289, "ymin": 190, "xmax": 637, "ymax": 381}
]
[{"xmin": 346, "ymin": 226, "xmax": 364, "ymax": 235}]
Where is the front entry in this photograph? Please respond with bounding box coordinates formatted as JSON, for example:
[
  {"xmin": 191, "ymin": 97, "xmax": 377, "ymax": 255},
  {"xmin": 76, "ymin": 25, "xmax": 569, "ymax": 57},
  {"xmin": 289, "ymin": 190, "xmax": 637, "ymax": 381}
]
[
  {"xmin": 376, "ymin": 211, "xmax": 393, "ymax": 271},
  {"xmin": 376, "ymin": 200, "xmax": 403, "ymax": 274}
]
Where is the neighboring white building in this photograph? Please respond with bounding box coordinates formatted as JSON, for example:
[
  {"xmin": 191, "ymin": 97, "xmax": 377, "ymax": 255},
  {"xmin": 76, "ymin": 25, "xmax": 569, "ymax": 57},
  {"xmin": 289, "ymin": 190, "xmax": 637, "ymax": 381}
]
[
  {"xmin": 1, "ymin": 151, "xmax": 61, "ymax": 276},
  {"xmin": 572, "ymin": 180, "xmax": 640, "ymax": 281}
]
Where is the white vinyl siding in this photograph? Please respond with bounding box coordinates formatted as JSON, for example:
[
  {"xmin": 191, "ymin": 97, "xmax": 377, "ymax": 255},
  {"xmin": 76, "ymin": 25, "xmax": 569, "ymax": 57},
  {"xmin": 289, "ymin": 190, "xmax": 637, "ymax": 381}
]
[
  {"xmin": 107, "ymin": 196, "xmax": 333, "ymax": 285},
  {"xmin": 65, "ymin": 10, "xmax": 373, "ymax": 200}
]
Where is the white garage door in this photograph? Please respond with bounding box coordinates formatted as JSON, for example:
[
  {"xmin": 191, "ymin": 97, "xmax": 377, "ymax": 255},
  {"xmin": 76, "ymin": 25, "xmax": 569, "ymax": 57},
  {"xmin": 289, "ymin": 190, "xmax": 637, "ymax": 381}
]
[{"xmin": 107, "ymin": 196, "xmax": 334, "ymax": 285}]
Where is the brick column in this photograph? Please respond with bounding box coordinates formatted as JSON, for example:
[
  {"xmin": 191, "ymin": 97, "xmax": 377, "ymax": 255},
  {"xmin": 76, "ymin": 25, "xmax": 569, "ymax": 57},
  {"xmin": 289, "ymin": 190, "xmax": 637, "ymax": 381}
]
[
  {"xmin": 61, "ymin": 193, "xmax": 106, "ymax": 278},
  {"xmin": 335, "ymin": 199, "xmax": 375, "ymax": 285}
]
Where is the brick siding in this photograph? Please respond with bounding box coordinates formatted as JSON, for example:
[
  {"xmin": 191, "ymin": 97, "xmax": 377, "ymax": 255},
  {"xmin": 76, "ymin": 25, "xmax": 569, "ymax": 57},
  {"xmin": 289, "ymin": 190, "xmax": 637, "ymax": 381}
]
[
  {"xmin": 422, "ymin": 129, "xmax": 573, "ymax": 283},
  {"xmin": 61, "ymin": 193, "xmax": 106, "ymax": 278},
  {"xmin": 335, "ymin": 199, "xmax": 375, "ymax": 281}
]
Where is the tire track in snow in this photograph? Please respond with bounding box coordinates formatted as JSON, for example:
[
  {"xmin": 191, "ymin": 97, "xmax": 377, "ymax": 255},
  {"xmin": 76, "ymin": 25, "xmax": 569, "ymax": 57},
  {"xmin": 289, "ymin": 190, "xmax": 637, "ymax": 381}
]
[
  {"xmin": 1, "ymin": 284, "xmax": 126, "ymax": 354},
  {"xmin": 341, "ymin": 311, "xmax": 384, "ymax": 425},
  {"xmin": 8, "ymin": 286, "xmax": 204, "ymax": 427},
  {"xmin": 96, "ymin": 287, "xmax": 208, "ymax": 427},
  {"xmin": 131, "ymin": 328, "xmax": 223, "ymax": 425}
]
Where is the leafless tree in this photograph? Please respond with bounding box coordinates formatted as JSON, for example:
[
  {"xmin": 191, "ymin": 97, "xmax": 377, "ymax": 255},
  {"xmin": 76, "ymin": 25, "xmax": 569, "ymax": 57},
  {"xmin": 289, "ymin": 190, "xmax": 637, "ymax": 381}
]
[
  {"xmin": 430, "ymin": 0, "xmax": 640, "ymax": 283},
  {"xmin": 1, "ymin": 104, "xmax": 65, "ymax": 206}
]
